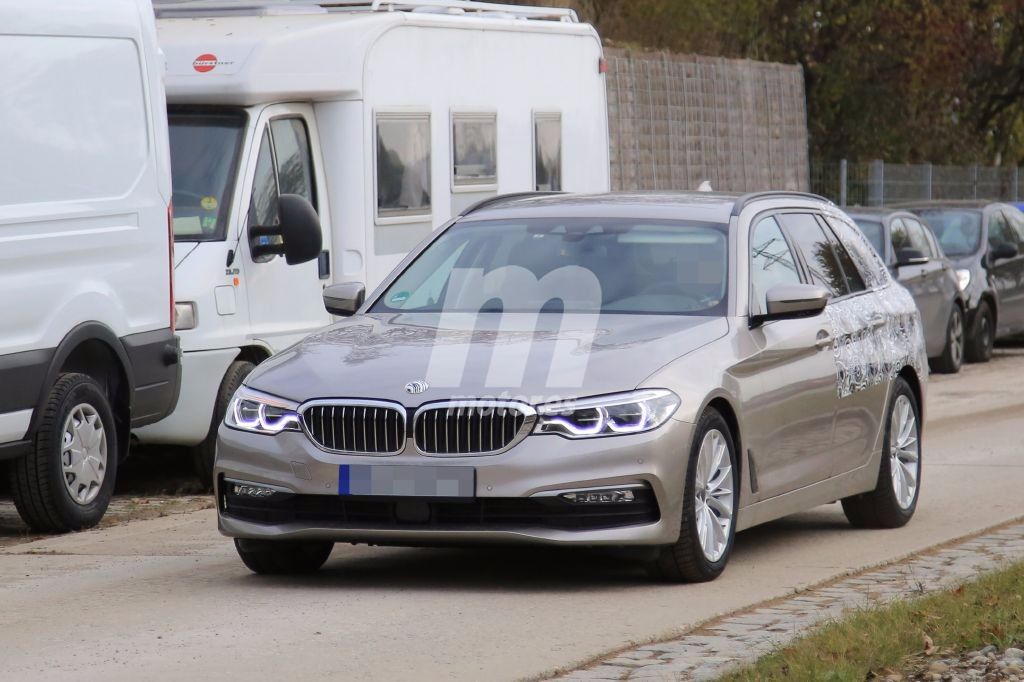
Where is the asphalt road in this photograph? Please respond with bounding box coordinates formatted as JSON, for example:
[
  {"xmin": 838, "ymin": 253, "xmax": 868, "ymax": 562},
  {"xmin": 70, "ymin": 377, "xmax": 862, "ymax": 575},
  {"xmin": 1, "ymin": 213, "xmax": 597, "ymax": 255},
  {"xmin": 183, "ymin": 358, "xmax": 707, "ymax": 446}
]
[{"xmin": 1, "ymin": 350, "xmax": 1022, "ymax": 681}]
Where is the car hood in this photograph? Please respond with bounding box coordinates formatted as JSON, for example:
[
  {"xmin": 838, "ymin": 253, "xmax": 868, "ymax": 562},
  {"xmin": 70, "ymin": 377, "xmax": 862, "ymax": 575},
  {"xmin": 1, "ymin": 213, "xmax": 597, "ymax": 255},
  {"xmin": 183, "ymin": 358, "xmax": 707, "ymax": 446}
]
[{"xmin": 246, "ymin": 313, "xmax": 729, "ymax": 406}]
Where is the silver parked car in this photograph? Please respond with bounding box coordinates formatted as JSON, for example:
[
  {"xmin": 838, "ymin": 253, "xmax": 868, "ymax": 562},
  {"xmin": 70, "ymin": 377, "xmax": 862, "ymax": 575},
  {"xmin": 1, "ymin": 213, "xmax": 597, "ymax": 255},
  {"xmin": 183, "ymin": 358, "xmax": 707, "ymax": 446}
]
[
  {"xmin": 846, "ymin": 208, "xmax": 965, "ymax": 373},
  {"xmin": 215, "ymin": 192, "xmax": 927, "ymax": 582}
]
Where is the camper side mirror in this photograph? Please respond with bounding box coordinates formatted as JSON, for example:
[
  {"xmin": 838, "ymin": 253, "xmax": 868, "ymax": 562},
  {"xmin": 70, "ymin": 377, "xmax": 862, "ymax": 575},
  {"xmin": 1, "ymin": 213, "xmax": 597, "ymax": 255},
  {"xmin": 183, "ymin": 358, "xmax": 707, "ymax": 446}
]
[
  {"xmin": 250, "ymin": 194, "xmax": 323, "ymax": 265},
  {"xmin": 323, "ymin": 282, "xmax": 366, "ymax": 317}
]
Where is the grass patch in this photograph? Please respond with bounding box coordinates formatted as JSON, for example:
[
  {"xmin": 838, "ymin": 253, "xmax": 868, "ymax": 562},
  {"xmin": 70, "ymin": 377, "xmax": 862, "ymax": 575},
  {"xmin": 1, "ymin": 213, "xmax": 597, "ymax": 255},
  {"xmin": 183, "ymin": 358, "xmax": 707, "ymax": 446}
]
[{"xmin": 722, "ymin": 560, "xmax": 1024, "ymax": 681}]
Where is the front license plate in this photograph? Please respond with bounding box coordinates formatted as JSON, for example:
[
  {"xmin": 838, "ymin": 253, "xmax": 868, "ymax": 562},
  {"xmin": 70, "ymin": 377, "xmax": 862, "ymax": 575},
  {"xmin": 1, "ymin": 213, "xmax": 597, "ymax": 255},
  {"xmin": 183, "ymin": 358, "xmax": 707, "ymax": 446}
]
[{"xmin": 338, "ymin": 465, "xmax": 475, "ymax": 498}]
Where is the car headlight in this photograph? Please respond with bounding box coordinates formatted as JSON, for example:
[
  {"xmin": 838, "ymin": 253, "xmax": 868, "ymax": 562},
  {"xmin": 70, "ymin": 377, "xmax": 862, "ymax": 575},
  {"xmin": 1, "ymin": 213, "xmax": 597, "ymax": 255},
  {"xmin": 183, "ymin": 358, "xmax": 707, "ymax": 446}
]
[
  {"xmin": 955, "ymin": 268, "xmax": 971, "ymax": 292},
  {"xmin": 534, "ymin": 389, "xmax": 680, "ymax": 438},
  {"xmin": 175, "ymin": 302, "xmax": 197, "ymax": 331},
  {"xmin": 225, "ymin": 386, "xmax": 302, "ymax": 435}
]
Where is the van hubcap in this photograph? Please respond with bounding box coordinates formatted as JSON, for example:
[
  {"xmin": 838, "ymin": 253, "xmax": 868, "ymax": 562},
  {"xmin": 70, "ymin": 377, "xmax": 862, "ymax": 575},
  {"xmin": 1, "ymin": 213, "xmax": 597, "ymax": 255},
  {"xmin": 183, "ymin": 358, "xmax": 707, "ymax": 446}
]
[
  {"xmin": 694, "ymin": 429, "xmax": 734, "ymax": 562},
  {"xmin": 61, "ymin": 404, "xmax": 107, "ymax": 506},
  {"xmin": 889, "ymin": 395, "xmax": 919, "ymax": 510}
]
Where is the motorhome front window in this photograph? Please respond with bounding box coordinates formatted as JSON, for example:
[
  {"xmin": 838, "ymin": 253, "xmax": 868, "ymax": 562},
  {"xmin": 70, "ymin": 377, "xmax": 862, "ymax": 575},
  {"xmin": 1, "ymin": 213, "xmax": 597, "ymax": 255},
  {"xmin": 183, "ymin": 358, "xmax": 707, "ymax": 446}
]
[
  {"xmin": 169, "ymin": 108, "xmax": 246, "ymax": 242},
  {"xmin": 376, "ymin": 112, "xmax": 432, "ymax": 220}
]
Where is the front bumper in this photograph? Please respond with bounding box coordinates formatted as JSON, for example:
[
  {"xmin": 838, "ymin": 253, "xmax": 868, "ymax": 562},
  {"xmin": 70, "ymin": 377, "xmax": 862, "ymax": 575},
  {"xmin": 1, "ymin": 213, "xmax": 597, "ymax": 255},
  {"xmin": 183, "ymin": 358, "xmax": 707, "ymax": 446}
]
[{"xmin": 214, "ymin": 418, "xmax": 695, "ymax": 546}]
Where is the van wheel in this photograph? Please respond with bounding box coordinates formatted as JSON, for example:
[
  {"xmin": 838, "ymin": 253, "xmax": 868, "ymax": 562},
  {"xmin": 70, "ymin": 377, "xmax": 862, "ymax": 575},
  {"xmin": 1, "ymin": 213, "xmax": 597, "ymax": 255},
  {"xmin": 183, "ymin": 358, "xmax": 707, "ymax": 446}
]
[
  {"xmin": 234, "ymin": 538, "xmax": 333, "ymax": 575},
  {"xmin": 931, "ymin": 304, "xmax": 963, "ymax": 374},
  {"xmin": 965, "ymin": 301, "xmax": 994, "ymax": 363},
  {"xmin": 649, "ymin": 408, "xmax": 737, "ymax": 582},
  {"xmin": 192, "ymin": 360, "xmax": 255, "ymax": 489},
  {"xmin": 841, "ymin": 377, "xmax": 921, "ymax": 529},
  {"xmin": 9, "ymin": 373, "xmax": 118, "ymax": 533}
]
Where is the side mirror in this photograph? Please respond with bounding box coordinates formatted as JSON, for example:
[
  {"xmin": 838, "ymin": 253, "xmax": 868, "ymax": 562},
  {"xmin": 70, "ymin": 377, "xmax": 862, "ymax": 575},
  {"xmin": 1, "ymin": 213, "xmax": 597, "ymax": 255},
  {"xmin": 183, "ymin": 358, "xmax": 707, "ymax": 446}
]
[
  {"xmin": 895, "ymin": 248, "xmax": 929, "ymax": 266},
  {"xmin": 250, "ymin": 194, "xmax": 323, "ymax": 265},
  {"xmin": 752, "ymin": 283, "xmax": 831, "ymax": 326},
  {"xmin": 990, "ymin": 241, "xmax": 1019, "ymax": 262},
  {"xmin": 323, "ymin": 282, "xmax": 365, "ymax": 317}
]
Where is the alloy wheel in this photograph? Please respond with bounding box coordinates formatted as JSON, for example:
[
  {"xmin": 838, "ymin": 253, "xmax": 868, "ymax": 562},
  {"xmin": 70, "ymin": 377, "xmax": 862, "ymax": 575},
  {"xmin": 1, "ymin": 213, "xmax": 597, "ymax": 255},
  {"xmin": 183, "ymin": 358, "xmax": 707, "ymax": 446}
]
[
  {"xmin": 694, "ymin": 428, "xmax": 734, "ymax": 562},
  {"xmin": 889, "ymin": 394, "xmax": 919, "ymax": 510},
  {"xmin": 61, "ymin": 404, "xmax": 107, "ymax": 506},
  {"xmin": 950, "ymin": 309, "xmax": 963, "ymax": 367}
]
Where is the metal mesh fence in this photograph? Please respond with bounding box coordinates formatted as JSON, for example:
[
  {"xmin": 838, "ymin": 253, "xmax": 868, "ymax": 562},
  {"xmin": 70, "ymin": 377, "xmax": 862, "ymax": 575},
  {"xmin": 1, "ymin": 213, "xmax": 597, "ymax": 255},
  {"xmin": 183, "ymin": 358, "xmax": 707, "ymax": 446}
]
[
  {"xmin": 812, "ymin": 160, "xmax": 1024, "ymax": 207},
  {"xmin": 606, "ymin": 48, "xmax": 809, "ymax": 193}
]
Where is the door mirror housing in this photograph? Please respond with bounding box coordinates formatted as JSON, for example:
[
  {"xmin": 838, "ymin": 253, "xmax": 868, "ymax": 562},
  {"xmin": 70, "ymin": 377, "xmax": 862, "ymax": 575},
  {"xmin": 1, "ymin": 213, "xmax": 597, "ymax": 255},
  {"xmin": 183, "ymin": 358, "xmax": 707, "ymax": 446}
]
[
  {"xmin": 895, "ymin": 248, "xmax": 929, "ymax": 266},
  {"xmin": 250, "ymin": 194, "xmax": 323, "ymax": 265},
  {"xmin": 752, "ymin": 283, "xmax": 831, "ymax": 326},
  {"xmin": 990, "ymin": 241, "xmax": 1019, "ymax": 262},
  {"xmin": 323, "ymin": 282, "xmax": 366, "ymax": 317}
]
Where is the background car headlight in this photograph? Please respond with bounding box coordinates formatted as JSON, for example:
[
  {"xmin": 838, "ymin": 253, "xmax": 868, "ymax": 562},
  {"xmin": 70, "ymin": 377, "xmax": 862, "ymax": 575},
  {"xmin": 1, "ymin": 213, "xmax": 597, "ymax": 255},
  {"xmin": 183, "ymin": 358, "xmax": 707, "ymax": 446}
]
[
  {"xmin": 535, "ymin": 389, "xmax": 680, "ymax": 438},
  {"xmin": 956, "ymin": 268, "xmax": 971, "ymax": 292},
  {"xmin": 224, "ymin": 386, "xmax": 302, "ymax": 434},
  {"xmin": 175, "ymin": 302, "xmax": 197, "ymax": 331}
]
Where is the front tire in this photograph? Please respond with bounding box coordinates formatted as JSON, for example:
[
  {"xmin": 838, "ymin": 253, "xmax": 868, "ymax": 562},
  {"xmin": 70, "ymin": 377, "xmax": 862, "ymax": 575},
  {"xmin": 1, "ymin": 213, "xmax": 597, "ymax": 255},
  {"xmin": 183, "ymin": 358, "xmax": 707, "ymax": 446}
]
[
  {"xmin": 9, "ymin": 373, "xmax": 118, "ymax": 533},
  {"xmin": 965, "ymin": 301, "xmax": 994, "ymax": 363},
  {"xmin": 930, "ymin": 304, "xmax": 963, "ymax": 374},
  {"xmin": 234, "ymin": 538, "xmax": 334, "ymax": 575},
  {"xmin": 650, "ymin": 408, "xmax": 737, "ymax": 582},
  {"xmin": 841, "ymin": 377, "xmax": 921, "ymax": 529},
  {"xmin": 191, "ymin": 360, "xmax": 255, "ymax": 489}
]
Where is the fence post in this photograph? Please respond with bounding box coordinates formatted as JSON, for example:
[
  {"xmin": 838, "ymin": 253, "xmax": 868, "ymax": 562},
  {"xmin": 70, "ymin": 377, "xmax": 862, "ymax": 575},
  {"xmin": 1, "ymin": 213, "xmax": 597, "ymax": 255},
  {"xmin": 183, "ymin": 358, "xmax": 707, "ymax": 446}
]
[
  {"xmin": 925, "ymin": 163, "xmax": 933, "ymax": 200},
  {"xmin": 839, "ymin": 159, "xmax": 847, "ymax": 207},
  {"xmin": 868, "ymin": 159, "xmax": 884, "ymax": 206},
  {"xmin": 1013, "ymin": 166, "xmax": 1019, "ymax": 202},
  {"xmin": 972, "ymin": 164, "xmax": 978, "ymax": 199}
]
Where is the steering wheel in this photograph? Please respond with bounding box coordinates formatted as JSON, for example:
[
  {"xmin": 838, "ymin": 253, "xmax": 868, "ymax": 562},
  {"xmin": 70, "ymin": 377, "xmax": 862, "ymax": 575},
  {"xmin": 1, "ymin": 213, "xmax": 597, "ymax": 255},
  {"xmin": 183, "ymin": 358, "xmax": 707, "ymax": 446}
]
[{"xmin": 638, "ymin": 282, "xmax": 701, "ymax": 307}]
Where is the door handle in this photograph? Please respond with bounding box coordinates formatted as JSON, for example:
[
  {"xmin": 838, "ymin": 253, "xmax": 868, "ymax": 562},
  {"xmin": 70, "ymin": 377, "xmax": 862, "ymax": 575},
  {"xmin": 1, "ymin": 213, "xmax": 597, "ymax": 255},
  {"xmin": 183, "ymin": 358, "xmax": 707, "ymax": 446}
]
[
  {"xmin": 815, "ymin": 329, "xmax": 833, "ymax": 350},
  {"xmin": 869, "ymin": 314, "xmax": 886, "ymax": 330}
]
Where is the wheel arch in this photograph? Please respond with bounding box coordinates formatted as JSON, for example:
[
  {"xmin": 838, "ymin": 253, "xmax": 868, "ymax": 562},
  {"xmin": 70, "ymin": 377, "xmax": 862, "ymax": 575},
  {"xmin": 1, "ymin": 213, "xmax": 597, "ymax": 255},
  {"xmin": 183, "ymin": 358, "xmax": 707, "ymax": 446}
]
[
  {"xmin": 236, "ymin": 344, "xmax": 273, "ymax": 366},
  {"xmin": 897, "ymin": 365, "xmax": 924, "ymax": 430}
]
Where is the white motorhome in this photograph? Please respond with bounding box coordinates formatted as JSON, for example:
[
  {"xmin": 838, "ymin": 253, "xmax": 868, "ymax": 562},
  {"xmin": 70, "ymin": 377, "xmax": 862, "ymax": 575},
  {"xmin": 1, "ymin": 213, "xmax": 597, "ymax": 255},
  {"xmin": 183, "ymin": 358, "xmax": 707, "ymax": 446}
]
[
  {"xmin": 0, "ymin": 0, "xmax": 180, "ymax": 531},
  {"xmin": 142, "ymin": 0, "xmax": 611, "ymax": 483}
]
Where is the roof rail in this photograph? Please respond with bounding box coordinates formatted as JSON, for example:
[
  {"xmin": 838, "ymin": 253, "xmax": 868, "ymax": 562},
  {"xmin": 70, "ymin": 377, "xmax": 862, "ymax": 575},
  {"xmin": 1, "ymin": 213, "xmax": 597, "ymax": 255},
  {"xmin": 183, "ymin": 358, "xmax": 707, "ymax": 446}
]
[
  {"xmin": 730, "ymin": 191, "xmax": 832, "ymax": 216},
  {"xmin": 457, "ymin": 191, "xmax": 566, "ymax": 217},
  {"xmin": 153, "ymin": 0, "xmax": 578, "ymax": 21}
]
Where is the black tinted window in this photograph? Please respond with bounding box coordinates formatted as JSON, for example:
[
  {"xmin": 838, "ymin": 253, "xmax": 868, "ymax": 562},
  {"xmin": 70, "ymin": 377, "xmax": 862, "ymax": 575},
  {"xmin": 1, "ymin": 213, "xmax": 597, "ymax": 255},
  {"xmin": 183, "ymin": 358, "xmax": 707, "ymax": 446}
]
[
  {"xmin": 818, "ymin": 216, "xmax": 866, "ymax": 293},
  {"xmin": 852, "ymin": 219, "xmax": 885, "ymax": 257},
  {"xmin": 989, "ymin": 211, "xmax": 1015, "ymax": 248},
  {"xmin": 780, "ymin": 213, "xmax": 848, "ymax": 296},
  {"xmin": 270, "ymin": 118, "xmax": 315, "ymax": 208}
]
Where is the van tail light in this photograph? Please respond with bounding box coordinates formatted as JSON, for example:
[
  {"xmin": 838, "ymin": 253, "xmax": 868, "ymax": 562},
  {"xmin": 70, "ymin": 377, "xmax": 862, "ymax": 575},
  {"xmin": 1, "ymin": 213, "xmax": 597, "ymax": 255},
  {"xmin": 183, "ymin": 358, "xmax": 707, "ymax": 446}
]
[{"xmin": 168, "ymin": 202, "xmax": 175, "ymax": 332}]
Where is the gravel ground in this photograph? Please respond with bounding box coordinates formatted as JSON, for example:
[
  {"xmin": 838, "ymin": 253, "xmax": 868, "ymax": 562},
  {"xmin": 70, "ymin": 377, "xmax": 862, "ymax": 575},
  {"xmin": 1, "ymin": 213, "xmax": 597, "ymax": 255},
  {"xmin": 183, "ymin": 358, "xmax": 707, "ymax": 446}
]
[{"xmin": 900, "ymin": 646, "xmax": 1024, "ymax": 681}]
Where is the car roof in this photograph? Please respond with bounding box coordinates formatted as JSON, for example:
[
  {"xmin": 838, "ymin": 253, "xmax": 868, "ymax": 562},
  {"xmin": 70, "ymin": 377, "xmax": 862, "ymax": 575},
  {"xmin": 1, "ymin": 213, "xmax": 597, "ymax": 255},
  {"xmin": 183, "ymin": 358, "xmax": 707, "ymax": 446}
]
[
  {"xmin": 459, "ymin": 191, "xmax": 830, "ymax": 223},
  {"xmin": 893, "ymin": 200, "xmax": 998, "ymax": 211}
]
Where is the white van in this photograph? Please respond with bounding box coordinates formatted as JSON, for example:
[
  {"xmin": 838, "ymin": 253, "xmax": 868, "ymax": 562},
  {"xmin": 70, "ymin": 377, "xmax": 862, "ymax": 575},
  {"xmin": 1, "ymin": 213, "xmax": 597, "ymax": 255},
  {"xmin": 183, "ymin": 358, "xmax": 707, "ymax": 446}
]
[
  {"xmin": 141, "ymin": 0, "xmax": 611, "ymax": 484},
  {"xmin": 0, "ymin": 0, "xmax": 180, "ymax": 531}
]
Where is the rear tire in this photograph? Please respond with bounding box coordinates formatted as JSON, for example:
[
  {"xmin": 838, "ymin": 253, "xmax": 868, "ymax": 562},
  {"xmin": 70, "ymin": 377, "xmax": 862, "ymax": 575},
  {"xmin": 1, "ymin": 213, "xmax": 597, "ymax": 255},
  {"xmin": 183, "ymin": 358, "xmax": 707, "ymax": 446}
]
[
  {"xmin": 930, "ymin": 304, "xmax": 963, "ymax": 374},
  {"xmin": 191, "ymin": 360, "xmax": 255, "ymax": 489},
  {"xmin": 649, "ymin": 408, "xmax": 737, "ymax": 582},
  {"xmin": 234, "ymin": 538, "xmax": 333, "ymax": 575},
  {"xmin": 9, "ymin": 373, "xmax": 118, "ymax": 533},
  {"xmin": 842, "ymin": 377, "xmax": 921, "ymax": 529},
  {"xmin": 965, "ymin": 301, "xmax": 994, "ymax": 363}
]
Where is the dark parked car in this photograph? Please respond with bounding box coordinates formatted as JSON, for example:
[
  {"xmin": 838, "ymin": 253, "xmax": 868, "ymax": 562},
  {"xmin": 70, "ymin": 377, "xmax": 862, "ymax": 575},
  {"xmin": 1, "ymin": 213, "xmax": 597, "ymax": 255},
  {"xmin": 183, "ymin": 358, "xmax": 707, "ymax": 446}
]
[
  {"xmin": 900, "ymin": 201, "xmax": 1024, "ymax": 362},
  {"xmin": 848, "ymin": 208, "xmax": 965, "ymax": 373}
]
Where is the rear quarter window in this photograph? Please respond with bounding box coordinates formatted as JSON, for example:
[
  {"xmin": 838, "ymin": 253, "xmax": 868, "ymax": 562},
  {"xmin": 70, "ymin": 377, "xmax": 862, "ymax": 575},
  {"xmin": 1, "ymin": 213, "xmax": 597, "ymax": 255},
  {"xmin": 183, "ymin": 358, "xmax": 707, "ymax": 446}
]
[
  {"xmin": 824, "ymin": 214, "xmax": 891, "ymax": 290},
  {"xmin": 0, "ymin": 35, "xmax": 148, "ymax": 206}
]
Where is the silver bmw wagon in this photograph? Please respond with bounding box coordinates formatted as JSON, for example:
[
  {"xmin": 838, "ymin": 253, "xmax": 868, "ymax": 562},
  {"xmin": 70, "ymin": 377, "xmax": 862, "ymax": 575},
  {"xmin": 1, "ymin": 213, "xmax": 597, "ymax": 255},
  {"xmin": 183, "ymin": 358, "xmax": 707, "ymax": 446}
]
[{"xmin": 216, "ymin": 192, "xmax": 927, "ymax": 582}]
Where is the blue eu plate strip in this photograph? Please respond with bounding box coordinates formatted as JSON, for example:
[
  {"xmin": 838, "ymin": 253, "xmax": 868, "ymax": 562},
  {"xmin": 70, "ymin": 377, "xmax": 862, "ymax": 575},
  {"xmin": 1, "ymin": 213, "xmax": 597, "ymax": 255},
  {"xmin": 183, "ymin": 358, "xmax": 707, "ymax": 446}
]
[{"xmin": 338, "ymin": 465, "xmax": 350, "ymax": 495}]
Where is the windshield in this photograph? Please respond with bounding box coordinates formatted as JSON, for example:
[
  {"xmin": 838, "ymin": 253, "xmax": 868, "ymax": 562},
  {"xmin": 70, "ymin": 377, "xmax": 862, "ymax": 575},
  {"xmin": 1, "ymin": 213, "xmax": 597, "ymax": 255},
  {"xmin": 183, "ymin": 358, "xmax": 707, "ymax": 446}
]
[
  {"xmin": 914, "ymin": 209, "xmax": 982, "ymax": 257},
  {"xmin": 169, "ymin": 108, "xmax": 246, "ymax": 242},
  {"xmin": 852, "ymin": 219, "xmax": 886, "ymax": 257},
  {"xmin": 372, "ymin": 218, "xmax": 729, "ymax": 316}
]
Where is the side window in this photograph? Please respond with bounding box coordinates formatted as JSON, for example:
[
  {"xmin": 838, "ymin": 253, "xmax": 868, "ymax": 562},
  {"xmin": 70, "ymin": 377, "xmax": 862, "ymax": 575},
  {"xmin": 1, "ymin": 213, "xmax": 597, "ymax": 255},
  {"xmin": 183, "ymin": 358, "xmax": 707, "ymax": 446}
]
[
  {"xmin": 902, "ymin": 218, "xmax": 934, "ymax": 257},
  {"xmin": 534, "ymin": 112, "xmax": 562, "ymax": 191},
  {"xmin": 376, "ymin": 112, "xmax": 432, "ymax": 221},
  {"xmin": 779, "ymin": 213, "xmax": 848, "ymax": 297},
  {"xmin": 1006, "ymin": 210, "xmax": 1024, "ymax": 246},
  {"xmin": 890, "ymin": 218, "xmax": 911, "ymax": 252},
  {"xmin": 988, "ymin": 211, "xmax": 1013, "ymax": 247},
  {"xmin": 749, "ymin": 216, "xmax": 801, "ymax": 313},
  {"xmin": 249, "ymin": 129, "xmax": 279, "ymax": 229},
  {"xmin": 825, "ymin": 214, "xmax": 891, "ymax": 290},
  {"xmin": 270, "ymin": 118, "xmax": 316, "ymax": 209},
  {"xmin": 816, "ymin": 216, "xmax": 866, "ymax": 293},
  {"xmin": 452, "ymin": 112, "xmax": 497, "ymax": 189}
]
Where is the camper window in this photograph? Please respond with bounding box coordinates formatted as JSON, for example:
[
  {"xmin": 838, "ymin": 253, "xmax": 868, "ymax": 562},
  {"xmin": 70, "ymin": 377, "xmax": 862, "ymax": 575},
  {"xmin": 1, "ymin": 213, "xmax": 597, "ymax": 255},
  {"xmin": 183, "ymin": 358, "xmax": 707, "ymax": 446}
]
[
  {"xmin": 452, "ymin": 112, "xmax": 497, "ymax": 190},
  {"xmin": 376, "ymin": 112, "xmax": 432, "ymax": 222},
  {"xmin": 534, "ymin": 112, "xmax": 562, "ymax": 192}
]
